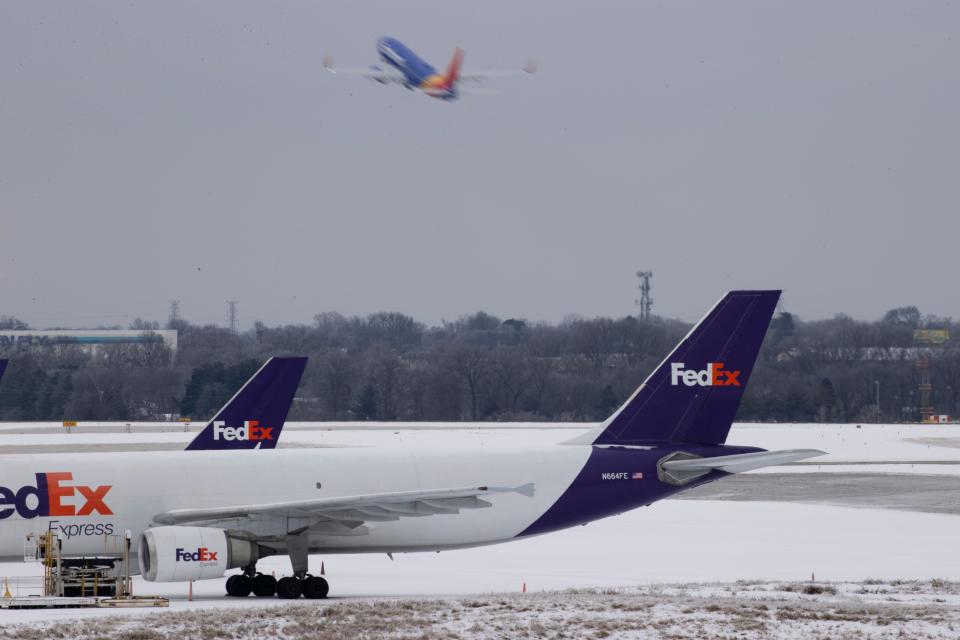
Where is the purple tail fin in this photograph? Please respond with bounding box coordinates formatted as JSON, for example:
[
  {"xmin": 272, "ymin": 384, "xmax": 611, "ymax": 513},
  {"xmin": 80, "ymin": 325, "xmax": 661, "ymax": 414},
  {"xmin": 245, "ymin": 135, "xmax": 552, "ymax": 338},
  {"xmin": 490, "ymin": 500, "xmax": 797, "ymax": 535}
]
[
  {"xmin": 569, "ymin": 290, "xmax": 780, "ymax": 446},
  {"xmin": 185, "ymin": 356, "xmax": 307, "ymax": 451},
  {"xmin": 0, "ymin": 359, "xmax": 7, "ymax": 383}
]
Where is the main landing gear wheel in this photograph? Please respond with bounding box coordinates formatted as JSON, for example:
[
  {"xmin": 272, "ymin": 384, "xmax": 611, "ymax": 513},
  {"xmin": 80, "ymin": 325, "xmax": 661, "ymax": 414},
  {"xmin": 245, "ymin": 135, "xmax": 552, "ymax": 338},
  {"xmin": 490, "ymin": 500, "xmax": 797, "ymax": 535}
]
[
  {"xmin": 302, "ymin": 576, "xmax": 329, "ymax": 599},
  {"xmin": 225, "ymin": 574, "xmax": 253, "ymax": 597},
  {"xmin": 276, "ymin": 576, "xmax": 303, "ymax": 599},
  {"xmin": 281, "ymin": 533, "xmax": 328, "ymax": 599},
  {"xmin": 252, "ymin": 574, "xmax": 277, "ymax": 597}
]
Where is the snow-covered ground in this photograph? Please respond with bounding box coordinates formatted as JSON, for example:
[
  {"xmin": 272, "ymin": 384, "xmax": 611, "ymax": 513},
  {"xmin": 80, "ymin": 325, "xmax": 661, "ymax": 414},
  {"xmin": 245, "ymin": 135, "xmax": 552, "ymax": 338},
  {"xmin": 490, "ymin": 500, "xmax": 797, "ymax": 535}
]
[
  {"xmin": 4, "ymin": 422, "xmax": 960, "ymax": 479},
  {"xmin": 0, "ymin": 421, "xmax": 958, "ymax": 633},
  {"xmin": 3, "ymin": 420, "xmax": 959, "ymax": 463},
  {"xmin": 4, "ymin": 579, "xmax": 960, "ymax": 639}
]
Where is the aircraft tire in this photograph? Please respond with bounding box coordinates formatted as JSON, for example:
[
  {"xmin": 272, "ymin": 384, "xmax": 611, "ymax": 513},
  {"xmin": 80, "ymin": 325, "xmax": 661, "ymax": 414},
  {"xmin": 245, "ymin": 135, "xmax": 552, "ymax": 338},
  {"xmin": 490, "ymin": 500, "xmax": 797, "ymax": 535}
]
[
  {"xmin": 252, "ymin": 574, "xmax": 277, "ymax": 597},
  {"xmin": 302, "ymin": 576, "xmax": 329, "ymax": 599},
  {"xmin": 276, "ymin": 576, "xmax": 303, "ymax": 599},
  {"xmin": 225, "ymin": 574, "xmax": 253, "ymax": 597}
]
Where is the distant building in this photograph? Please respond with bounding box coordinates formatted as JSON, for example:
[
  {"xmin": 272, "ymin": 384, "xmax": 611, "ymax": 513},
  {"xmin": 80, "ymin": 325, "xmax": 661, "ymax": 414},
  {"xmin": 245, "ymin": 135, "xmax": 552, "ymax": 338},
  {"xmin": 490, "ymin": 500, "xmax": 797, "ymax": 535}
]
[{"xmin": 0, "ymin": 330, "xmax": 177, "ymax": 355}]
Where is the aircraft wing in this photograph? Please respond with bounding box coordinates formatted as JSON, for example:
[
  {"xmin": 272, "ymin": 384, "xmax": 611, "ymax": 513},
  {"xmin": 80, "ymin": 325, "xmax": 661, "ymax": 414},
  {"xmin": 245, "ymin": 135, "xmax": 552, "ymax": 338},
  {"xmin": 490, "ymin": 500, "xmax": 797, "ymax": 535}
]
[
  {"xmin": 459, "ymin": 61, "xmax": 537, "ymax": 82},
  {"xmin": 323, "ymin": 56, "xmax": 407, "ymax": 83},
  {"xmin": 327, "ymin": 68, "xmax": 408, "ymax": 83},
  {"xmin": 152, "ymin": 484, "xmax": 536, "ymax": 535}
]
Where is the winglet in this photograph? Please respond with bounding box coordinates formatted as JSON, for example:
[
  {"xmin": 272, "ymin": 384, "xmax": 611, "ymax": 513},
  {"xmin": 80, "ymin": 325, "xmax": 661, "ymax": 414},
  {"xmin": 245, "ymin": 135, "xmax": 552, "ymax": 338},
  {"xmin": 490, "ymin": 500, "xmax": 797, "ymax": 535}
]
[
  {"xmin": 185, "ymin": 356, "xmax": 307, "ymax": 451},
  {"xmin": 486, "ymin": 483, "xmax": 536, "ymax": 498},
  {"xmin": 323, "ymin": 55, "xmax": 336, "ymax": 73},
  {"xmin": 523, "ymin": 59, "xmax": 538, "ymax": 75},
  {"xmin": 441, "ymin": 47, "xmax": 465, "ymax": 89},
  {"xmin": 512, "ymin": 482, "xmax": 535, "ymax": 498}
]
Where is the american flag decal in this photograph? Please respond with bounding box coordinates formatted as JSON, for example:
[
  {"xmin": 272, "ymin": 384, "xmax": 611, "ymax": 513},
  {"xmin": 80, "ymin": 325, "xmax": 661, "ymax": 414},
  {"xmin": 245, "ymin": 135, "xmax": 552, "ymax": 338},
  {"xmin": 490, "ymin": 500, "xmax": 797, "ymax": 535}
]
[{"xmin": 632, "ymin": 472, "xmax": 644, "ymax": 480}]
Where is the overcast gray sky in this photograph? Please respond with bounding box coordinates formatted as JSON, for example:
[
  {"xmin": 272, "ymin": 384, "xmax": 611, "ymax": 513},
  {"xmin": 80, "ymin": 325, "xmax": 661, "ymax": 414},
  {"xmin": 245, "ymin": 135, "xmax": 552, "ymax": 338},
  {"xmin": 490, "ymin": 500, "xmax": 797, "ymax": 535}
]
[{"xmin": 1, "ymin": 1, "xmax": 957, "ymax": 329}]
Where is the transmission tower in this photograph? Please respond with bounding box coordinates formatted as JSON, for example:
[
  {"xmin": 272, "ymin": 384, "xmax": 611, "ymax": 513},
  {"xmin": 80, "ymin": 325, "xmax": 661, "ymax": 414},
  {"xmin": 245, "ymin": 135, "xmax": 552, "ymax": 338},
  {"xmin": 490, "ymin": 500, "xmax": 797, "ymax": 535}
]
[
  {"xmin": 168, "ymin": 300, "xmax": 180, "ymax": 326},
  {"xmin": 227, "ymin": 300, "xmax": 239, "ymax": 334},
  {"xmin": 635, "ymin": 271, "xmax": 653, "ymax": 321}
]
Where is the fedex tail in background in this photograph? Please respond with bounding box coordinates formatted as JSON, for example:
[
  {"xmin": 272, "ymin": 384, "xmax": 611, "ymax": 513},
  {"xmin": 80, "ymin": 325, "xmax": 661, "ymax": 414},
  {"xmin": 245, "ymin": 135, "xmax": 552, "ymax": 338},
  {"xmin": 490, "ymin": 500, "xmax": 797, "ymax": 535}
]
[
  {"xmin": 185, "ymin": 357, "xmax": 307, "ymax": 451},
  {"xmin": 568, "ymin": 290, "xmax": 780, "ymax": 447}
]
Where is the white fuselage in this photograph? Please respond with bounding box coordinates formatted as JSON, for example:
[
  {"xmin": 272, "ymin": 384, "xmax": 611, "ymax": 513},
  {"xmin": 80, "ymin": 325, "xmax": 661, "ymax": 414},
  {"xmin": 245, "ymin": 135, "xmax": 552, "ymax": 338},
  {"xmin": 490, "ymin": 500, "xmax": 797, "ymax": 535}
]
[{"xmin": 0, "ymin": 443, "xmax": 590, "ymax": 562}]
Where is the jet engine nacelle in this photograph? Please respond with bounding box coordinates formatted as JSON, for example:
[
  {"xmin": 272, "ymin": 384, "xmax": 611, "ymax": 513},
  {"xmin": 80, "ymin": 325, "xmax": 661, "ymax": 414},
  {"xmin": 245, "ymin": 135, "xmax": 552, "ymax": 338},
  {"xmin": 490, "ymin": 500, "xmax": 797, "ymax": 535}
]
[{"xmin": 138, "ymin": 526, "xmax": 267, "ymax": 582}]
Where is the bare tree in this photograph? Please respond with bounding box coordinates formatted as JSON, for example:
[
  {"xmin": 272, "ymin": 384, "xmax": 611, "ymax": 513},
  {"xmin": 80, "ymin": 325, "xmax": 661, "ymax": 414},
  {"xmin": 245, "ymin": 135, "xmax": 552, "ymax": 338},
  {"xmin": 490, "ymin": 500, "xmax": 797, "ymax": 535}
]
[
  {"xmin": 121, "ymin": 368, "xmax": 185, "ymax": 419},
  {"xmin": 319, "ymin": 350, "xmax": 357, "ymax": 419},
  {"xmin": 365, "ymin": 346, "xmax": 405, "ymax": 420},
  {"xmin": 492, "ymin": 347, "xmax": 533, "ymax": 411},
  {"xmin": 0, "ymin": 316, "xmax": 29, "ymax": 330},
  {"xmin": 65, "ymin": 366, "xmax": 128, "ymax": 420},
  {"xmin": 443, "ymin": 346, "xmax": 492, "ymax": 420}
]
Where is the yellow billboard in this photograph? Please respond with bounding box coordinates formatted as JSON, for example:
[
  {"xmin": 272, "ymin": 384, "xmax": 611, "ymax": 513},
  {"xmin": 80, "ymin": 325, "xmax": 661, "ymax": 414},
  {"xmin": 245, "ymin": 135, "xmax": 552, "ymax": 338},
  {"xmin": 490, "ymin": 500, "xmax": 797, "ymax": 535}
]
[{"xmin": 914, "ymin": 329, "xmax": 950, "ymax": 344}]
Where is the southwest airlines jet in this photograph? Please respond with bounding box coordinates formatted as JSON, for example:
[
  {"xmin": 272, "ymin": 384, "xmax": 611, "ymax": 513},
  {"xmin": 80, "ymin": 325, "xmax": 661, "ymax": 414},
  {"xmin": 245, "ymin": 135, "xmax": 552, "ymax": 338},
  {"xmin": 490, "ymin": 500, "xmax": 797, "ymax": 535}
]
[
  {"xmin": 324, "ymin": 37, "xmax": 535, "ymax": 101},
  {"xmin": 0, "ymin": 291, "xmax": 823, "ymax": 600}
]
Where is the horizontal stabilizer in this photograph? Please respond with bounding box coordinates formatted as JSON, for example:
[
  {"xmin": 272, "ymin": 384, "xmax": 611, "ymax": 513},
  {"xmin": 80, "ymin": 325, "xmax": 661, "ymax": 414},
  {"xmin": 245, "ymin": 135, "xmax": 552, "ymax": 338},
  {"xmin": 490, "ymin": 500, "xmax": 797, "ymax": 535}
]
[{"xmin": 661, "ymin": 449, "xmax": 826, "ymax": 475}]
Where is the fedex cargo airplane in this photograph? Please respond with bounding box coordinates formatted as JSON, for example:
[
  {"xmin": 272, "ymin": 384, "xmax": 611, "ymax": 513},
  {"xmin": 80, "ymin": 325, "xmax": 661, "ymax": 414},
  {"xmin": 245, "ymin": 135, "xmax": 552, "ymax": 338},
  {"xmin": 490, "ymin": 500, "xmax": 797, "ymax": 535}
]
[
  {"xmin": 0, "ymin": 291, "xmax": 823, "ymax": 600},
  {"xmin": 324, "ymin": 37, "xmax": 535, "ymax": 101}
]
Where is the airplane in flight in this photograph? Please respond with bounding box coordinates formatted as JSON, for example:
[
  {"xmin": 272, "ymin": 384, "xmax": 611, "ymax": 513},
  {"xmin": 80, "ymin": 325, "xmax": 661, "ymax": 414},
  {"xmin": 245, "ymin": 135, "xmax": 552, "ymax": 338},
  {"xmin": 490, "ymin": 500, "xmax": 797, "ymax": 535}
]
[
  {"xmin": 0, "ymin": 291, "xmax": 823, "ymax": 600},
  {"xmin": 323, "ymin": 37, "xmax": 535, "ymax": 101}
]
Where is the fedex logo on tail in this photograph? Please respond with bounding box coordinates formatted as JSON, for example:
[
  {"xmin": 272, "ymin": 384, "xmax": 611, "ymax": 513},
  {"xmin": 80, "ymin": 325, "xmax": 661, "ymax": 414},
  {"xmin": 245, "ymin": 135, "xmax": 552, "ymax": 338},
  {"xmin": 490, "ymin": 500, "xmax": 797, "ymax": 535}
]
[
  {"xmin": 176, "ymin": 547, "xmax": 218, "ymax": 562},
  {"xmin": 670, "ymin": 362, "xmax": 741, "ymax": 387},
  {"xmin": 212, "ymin": 420, "xmax": 273, "ymax": 442},
  {"xmin": 0, "ymin": 473, "xmax": 112, "ymax": 520}
]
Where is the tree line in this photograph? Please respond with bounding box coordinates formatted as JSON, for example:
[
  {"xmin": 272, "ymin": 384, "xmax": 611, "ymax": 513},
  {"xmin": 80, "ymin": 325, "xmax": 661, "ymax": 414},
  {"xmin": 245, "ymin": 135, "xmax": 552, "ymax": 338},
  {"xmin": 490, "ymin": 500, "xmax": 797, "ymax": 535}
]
[{"xmin": 0, "ymin": 305, "xmax": 958, "ymax": 424}]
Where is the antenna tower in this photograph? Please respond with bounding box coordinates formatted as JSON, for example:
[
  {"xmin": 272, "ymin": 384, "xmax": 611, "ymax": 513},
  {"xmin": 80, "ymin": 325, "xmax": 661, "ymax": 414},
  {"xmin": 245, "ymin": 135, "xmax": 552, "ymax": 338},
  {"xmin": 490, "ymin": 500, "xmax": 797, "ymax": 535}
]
[
  {"xmin": 227, "ymin": 300, "xmax": 239, "ymax": 334},
  {"xmin": 635, "ymin": 271, "xmax": 653, "ymax": 321}
]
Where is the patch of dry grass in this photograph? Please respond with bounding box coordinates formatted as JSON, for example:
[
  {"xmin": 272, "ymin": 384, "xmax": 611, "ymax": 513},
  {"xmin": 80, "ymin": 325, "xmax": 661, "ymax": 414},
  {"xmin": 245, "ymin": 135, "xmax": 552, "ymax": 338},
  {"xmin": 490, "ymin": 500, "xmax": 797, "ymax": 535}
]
[{"xmin": 2, "ymin": 580, "xmax": 959, "ymax": 640}]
